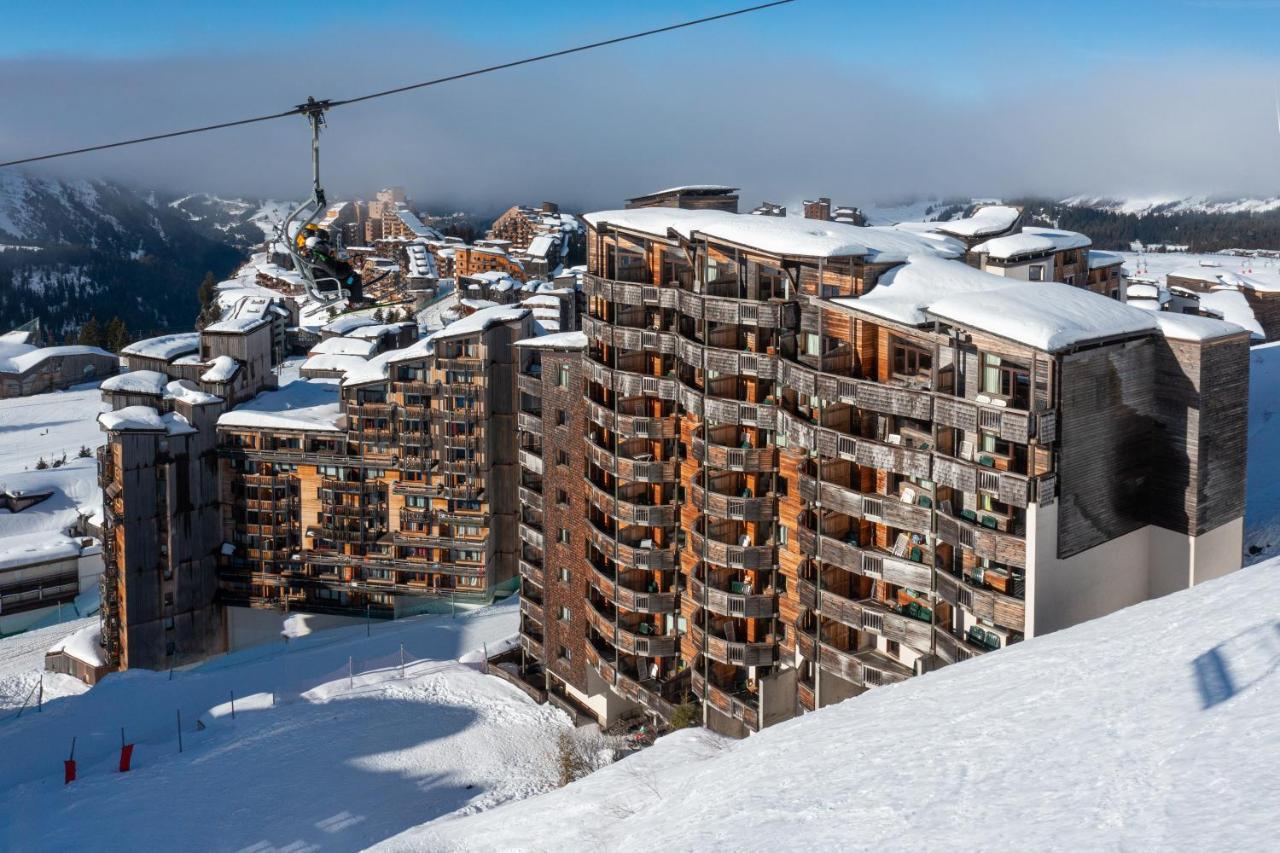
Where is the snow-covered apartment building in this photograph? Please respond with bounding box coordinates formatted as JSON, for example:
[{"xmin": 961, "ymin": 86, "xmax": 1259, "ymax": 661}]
[
  {"xmin": 0, "ymin": 328, "xmax": 117, "ymax": 399},
  {"xmin": 86, "ymin": 283, "xmax": 560, "ymax": 675},
  {"xmin": 510, "ymin": 190, "xmax": 1249, "ymax": 736}
]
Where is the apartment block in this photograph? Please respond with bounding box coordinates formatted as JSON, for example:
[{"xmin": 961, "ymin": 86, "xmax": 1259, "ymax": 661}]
[{"xmin": 513, "ymin": 205, "xmax": 1249, "ymax": 737}]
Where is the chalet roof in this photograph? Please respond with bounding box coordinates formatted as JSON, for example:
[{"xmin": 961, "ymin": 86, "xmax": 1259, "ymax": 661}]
[
  {"xmin": 99, "ymin": 406, "xmax": 196, "ymax": 435},
  {"xmin": 627, "ymin": 185, "xmax": 739, "ymax": 202},
  {"xmin": 972, "ymin": 227, "xmax": 1091, "ymax": 260},
  {"xmin": 1087, "ymin": 250, "xmax": 1125, "ymax": 270},
  {"xmin": 832, "ymin": 255, "xmax": 1013, "ymax": 326},
  {"xmin": 1166, "ymin": 264, "xmax": 1280, "ymax": 294},
  {"xmin": 515, "ymin": 330, "xmax": 588, "ymax": 350},
  {"xmin": 200, "ymin": 355, "xmax": 240, "ymax": 383},
  {"xmin": 309, "ymin": 336, "xmax": 378, "ymax": 357},
  {"xmin": 1198, "ymin": 289, "xmax": 1265, "ymax": 339},
  {"xmin": 101, "ymin": 370, "xmax": 168, "ymax": 396},
  {"xmin": 582, "ymin": 208, "xmax": 963, "ymax": 262},
  {"xmin": 121, "ymin": 332, "xmax": 199, "ymax": 362},
  {"xmin": 203, "ymin": 315, "xmax": 268, "ymax": 334},
  {"xmin": 216, "ymin": 379, "xmax": 342, "ymax": 432},
  {"xmin": 924, "ymin": 281, "xmax": 1156, "ymax": 352},
  {"xmin": 1147, "ymin": 311, "xmax": 1250, "ymax": 343}
]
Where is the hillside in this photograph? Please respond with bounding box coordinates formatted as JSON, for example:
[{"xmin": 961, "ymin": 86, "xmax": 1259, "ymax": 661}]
[
  {"xmin": 0, "ymin": 175, "xmax": 261, "ymax": 338},
  {"xmin": 0, "ymin": 600, "xmax": 580, "ymax": 853},
  {"xmin": 393, "ymin": 558, "xmax": 1280, "ymax": 852}
]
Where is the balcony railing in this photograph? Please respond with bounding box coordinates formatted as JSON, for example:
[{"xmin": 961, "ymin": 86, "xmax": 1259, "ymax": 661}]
[
  {"xmin": 687, "ymin": 528, "xmax": 775, "ymax": 571},
  {"xmin": 812, "ymin": 589, "xmax": 933, "ymax": 651},
  {"xmin": 689, "ymin": 436, "xmax": 776, "ymax": 472},
  {"xmin": 687, "ymin": 575, "xmax": 776, "ymax": 619},
  {"xmin": 691, "ymin": 669, "xmax": 759, "ymax": 731},
  {"xmin": 688, "ymin": 623, "xmax": 776, "ymax": 667},
  {"xmin": 688, "ymin": 481, "xmax": 776, "ymax": 522},
  {"xmin": 934, "ymin": 512, "xmax": 1027, "ymax": 569},
  {"xmin": 934, "ymin": 570, "xmax": 1026, "ymax": 632}
]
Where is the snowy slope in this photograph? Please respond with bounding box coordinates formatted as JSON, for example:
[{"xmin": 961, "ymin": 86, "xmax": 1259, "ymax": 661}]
[
  {"xmin": 0, "ymin": 616, "xmax": 93, "ymax": 712},
  {"xmin": 0, "ymin": 600, "xmax": 579, "ymax": 853},
  {"xmin": 395, "ymin": 560, "xmax": 1280, "ymax": 852}
]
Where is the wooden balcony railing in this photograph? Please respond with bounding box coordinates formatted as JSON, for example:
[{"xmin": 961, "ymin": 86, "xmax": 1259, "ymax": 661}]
[
  {"xmin": 687, "ymin": 575, "xmax": 776, "ymax": 619},
  {"xmin": 934, "ymin": 570, "xmax": 1026, "ymax": 632}
]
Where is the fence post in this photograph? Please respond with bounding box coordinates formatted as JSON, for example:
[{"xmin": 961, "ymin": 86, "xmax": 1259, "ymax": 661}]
[
  {"xmin": 230, "ymin": 690, "xmax": 236, "ymax": 720},
  {"xmin": 348, "ymin": 656, "xmax": 354, "ymax": 690},
  {"xmin": 366, "ymin": 604, "xmax": 371, "ymax": 638},
  {"xmin": 37, "ymin": 673, "xmax": 43, "ymax": 712},
  {"xmin": 482, "ymin": 642, "xmax": 489, "ymax": 674},
  {"xmin": 400, "ymin": 643, "xmax": 405, "ymax": 678},
  {"xmin": 176, "ymin": 709, "xmax": 183, "ymax": 753}
]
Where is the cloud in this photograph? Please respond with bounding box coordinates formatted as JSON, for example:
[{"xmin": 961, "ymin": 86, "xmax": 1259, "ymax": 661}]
[{"xmin": 0, "ymin": 37, "xmax": 1276, "ymax": 212}]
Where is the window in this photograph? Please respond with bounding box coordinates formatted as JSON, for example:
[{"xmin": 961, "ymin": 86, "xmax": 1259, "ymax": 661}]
[
  {"xmin": 556, "ymin": 450, "xmax": 569, "ymax": 467},
  {"xmin": 557, "ymin": 528, "xmax": 570, "ymax": 544},
  {"xmin": 892, "ymin": 340, "xmax": 932, "ymax": 379},
  {"xmin": 556, "ymin": 365, "xmax": 570, "ymax": 388},
  {"xmin": 981, "ymin": 354, "xmax": 1030, "ymax": 407},
  {"xmin": 556, "ymin": 489, "xmax": 569, "ymax": 506},
  {"xmin": 558, "ymin": 567, "xmax": 571, "ymax": 582},
  {"xmin": 558, "ymin": 606, "xmax": 571, "ymax": 622},
  {"xmin": 555, "ymin": 409, "xmax": 568, "ymax": 427},
  {"xmin": 1028, "ymin": 264, "xmax": 1044, "ymax": 282},
  {"xmin": 557, "ymin": 645, "xmax": 572, "ymax": 662}
]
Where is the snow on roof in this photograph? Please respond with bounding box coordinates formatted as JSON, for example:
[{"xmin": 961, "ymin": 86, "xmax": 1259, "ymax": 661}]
[
  {"xmin": 121, "ymin": 333, "xmax": 200, "ymax": 361},
  {"xmin": 900, "ymin": 205, "xmax": 1020, "ymax": 239},
  {"xmin": 1088, "ymin": 250, "xmax": 1125, "ymax": 269},
  {"xmin": 302, "ymin": 353, "xmax": 369, "ymax": 373},
  {"xmin": 322, "ymin": 313, "xmax": 380, "ymax": 335},
  {"xmin": 421, "ymin": 304, "xmax": 527, "ymax": 344},
  {"xmin": 340, "ymin": 350, "xmax": 399, "ymax": 388},
  {"xmin": 47, "ymin": 623, "xmax": 105, "ymax": 667},
  {"xmin": 100, "ymin": 370, "xmax": 168, "ymax": 396},
  {"xmin": 583, "ymin": 208, "xmax": 964, "ymax": 262},
  {"xmin": 1166, "ymin": 265, "xmax": 1280, "ymax": 294},
  {"xmin": 460, "ymin": 298, "xmax": 499, "ymax": 311},
  {"xmin": 98, "ymin": 406, "xmax": 196, "ymax": 435},
  {"xmin": 1199, "ymin": 289, "xmax": 1265, "ymax": 340},
  {"xmin": 346, "ymin": 322, "xmax": 410, "ymax": 340},
  {"xmin": 0, "ymin": 345, "xmax": 114, "ymax": 375},
  {"xmin": 0, "ymin": 459, "xmax": 101, "ymax": 543},
  {"xmin": 514, "ymin": 330, "xmax": 588, "ymax": 350},
  {"xmin": 200, "ymin": 355, "xmax": 240, "ymax": 383},
  {"xmin": 973, "ymin": 227, "xmax": 1091, "ymax": 260},
  {"xmin": 526, "ymin": 234, "xmax": 557, "ymax": 259},
  {"xmin": 0, "ymin": 530, "xmax": 84, "ymax": 573},
  {"xmin": 1126, "ymin": 282, "xmax": 1168, "ymax": 302},
  {"xmin": 521, "ymin": 294, "xmax": 561, "ymax": 308},
  {"xmin": 406, "ymin": 242, "xmax": 438, "ymax": 279},
  {"xmin": 309, "ymin": 336, "xmax": 377, "ymax": 357},
  {"xmin": 925, "ymin": 281, "xmax": 1156, "ymax": 352},
  {"xmin": 203, "ymin": 315, "xmax": 268, "ymax": 335},
  {"xmin": 631, "ymin": 184, "xmax": 738, "ymax": 198},
  {"xmin": 217, "ymin": 380, "xmax": 342, "ymax": 432},
  {"xmin": 833, "ymin": 255, "xmax": 1014, "ymax": 326},
  {"xmin": 164, "ymin": 380, "xmax": 221, "ymax": 405},
  {"xmin": 1149, "ymin": 311, "xmax": 1249, "ymax": 343},
  {"xmin": 394, "ymin": 207, "xmax": 441, "ymax": 239}
]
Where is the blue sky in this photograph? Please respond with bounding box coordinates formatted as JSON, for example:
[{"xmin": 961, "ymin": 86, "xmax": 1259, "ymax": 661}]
[{"xmin": 2, "ymin": 1, "xmax": 1278, "ymax": 205}]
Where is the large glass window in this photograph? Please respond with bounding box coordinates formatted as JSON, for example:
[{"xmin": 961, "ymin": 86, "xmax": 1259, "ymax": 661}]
[{"xmin": 981, "ymin": 354, "xmax": 1030, "ymax": 407}]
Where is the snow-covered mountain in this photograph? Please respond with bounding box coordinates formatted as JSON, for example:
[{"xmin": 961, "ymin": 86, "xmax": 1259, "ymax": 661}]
[
  {"xmin": 167, "ymin": 192, "xmax": 290, "ymax": 244},
  {"xmin": 398, "ymin": 558, "xmax": 1280, "ymax": 852},
  {"xmin": 1062, "ymin": 194, "xmax": 1280, "ymax": 217},
  {"xmin": 0, "ymin": 174, "xmax": 253, "ymax": 338}
]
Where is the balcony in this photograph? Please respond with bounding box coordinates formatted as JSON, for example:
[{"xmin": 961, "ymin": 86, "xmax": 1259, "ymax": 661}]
[
  {"xmin": 795, "ymin": 526, "xmax": 933, "ymax": 590},
  {"xmin": 931, "ymin": 454, "xmax": 1031, "ymax": 509},
  {"xmin": 584, "ymin": 558, "xmax": 679, "ymax": 614},
  {"xmin": 689, "ymin": 436, "xmax": 776, "ymax": 472},
  {"xmin": 688, "ymin": 480, "xmax": 776, "ymax": 523},
  {"xmin": 520, "ymin": 597, "xmax": 544, "ymax": 625},
  {"xmin": 677, "ymin": 336, "xmax": 777, "ymax": 380},
  {"xmin": 584, "ymin": 398, "xmax": 678, "ymax": 440},
  {"xmin": 518, "ymin": 523, "xmax": 545, "ymax": 551},
  {"xmin": 933, "ymin": 626, "xmax": 986, "ymax": 664},
  {"xmin": 583, "ymin": 640, "xmax": 686, "ymax": 719},
  {"xmin": 517, "ymin": 411, "xmax": 542, "ymax": 435},
  {"xmin": 935, "ymin": 512, "xmax": 1027, "ymax": 569},
  {"xmin": 687, "ymin": 574, "xmax": 776, "ymax": 619},
  {"xmin": 585, "ymin": 599, "xmax": 679, "ymax": 657},
  {"xmin": 517, "ymin": 373, "xmax": 541, "ymax": 398},
  {"xmin": 816, "ymin": 641, "xmax": 912, "ymax": 688},
  {"xmin": 584, "ymin": 440, "xmax": 677, "ymax": 484},
  {"xmin": 934, "ymin": 570, "xmax": 1026, "ymax": 632},
  {"xmin": 517, "ymin": 485, "xmax": 543, "ymax": 513},
  {"xmin": 687, "ymin": 527, "xmax": 775, "ymax": 571},
  {"xmin": 518, "ymin": 558, "xmax": 544, "ymax": 585},
  {"xmin": 691, "ymin": 669, "xmax": 759, "ymax": 731},
  {"xmin": 779, "ymin": 360, "xmax": 933, "ymax": 421},
  {"xmin": 517, "ymin": 448, "xmax": 544, "ymax": 475},
  {"xmin": 814, "ymin": 589, "xmax": 933, "ymax": 651},
  {"xmin": 584, "ymin": 478, "xmax": 677, "ymax": 527},
  {"xmin": 687, "ymin": 622, "xmax": 776, "ymax": 667}
]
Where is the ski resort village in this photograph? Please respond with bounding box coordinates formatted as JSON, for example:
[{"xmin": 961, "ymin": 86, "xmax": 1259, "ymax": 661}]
[{"xmin": 2, "ymin": 2, "xmax": 1279, "ymax": 850}]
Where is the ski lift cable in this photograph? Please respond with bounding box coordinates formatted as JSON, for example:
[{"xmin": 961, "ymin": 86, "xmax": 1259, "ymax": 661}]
[{"xmin": 0, "ymin": 1, "xmax": 796, "ymax": 169}]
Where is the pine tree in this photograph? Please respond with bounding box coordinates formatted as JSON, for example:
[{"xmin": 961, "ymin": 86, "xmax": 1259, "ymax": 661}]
[
  {"xmin": 77, "ymin": 316, "xmax": 105, "ymax": 348},
  {"xmin": 372, "ymin": 307, "xmax": 385, "ymax": 324},
  {"xmin": 105, "ymin": 316, "xmax": 131, "ymax": 353},
  {"xmin": 197, "ymin": 271, "xmax": 217, "ymax": 310}
]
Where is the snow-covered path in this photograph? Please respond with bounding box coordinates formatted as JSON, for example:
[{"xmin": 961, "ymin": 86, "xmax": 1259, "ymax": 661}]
[{"xmin": 0, "ymin": 600, "xmax": 570, "ymax": 853}]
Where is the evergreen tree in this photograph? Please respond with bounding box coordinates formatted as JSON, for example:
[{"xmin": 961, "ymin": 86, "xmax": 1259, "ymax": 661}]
[
  {"xmin": 105, "ymin": 316, "xmax": 131, "ymax": 352},
  {"xmin": 197, "ymin": 271, "xmax": 217, "ymax": 310},
  {"xmin": 372, "ymin": 307, "xmax": 386, "ymax": 324},
  {"xmin": 77, "ymin": 316, "xmax": 105, "ymax": 348}
]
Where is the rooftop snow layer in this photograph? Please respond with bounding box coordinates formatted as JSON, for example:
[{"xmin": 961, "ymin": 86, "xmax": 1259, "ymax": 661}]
[
  {"xmin": 309, "ymin": 336, "xmax": 378, "ymax": 357},
  {"xmin": 973, "ymin": 226, "xmax": 1091, "ymax": 260},
  {"xmin": 46, "ymin": 623, "xmax": 104, "ymax": 667},
  {"xmin": 0, "ymin": 345, "xmax": 113, "ymax": 375},
  {"xmin": 203, "ymin": 315, "xmax": 268, "ymax": 334},
  {"xmin": 513, "ymin": 330, "xmax": 588, "ymax": 350},
  {"xmin": 0, "ymin": 530, "xmax": 84, "ymax": 573},
  {"xmin": 925, "ymin": 281, "xmax": 1156, "ymax": 351},
  {"xmin": 896, "ymin": 204, "xmax": 1019, "ymax": 238},
  {"xmin": 322, "ymin": 313, "xmax": 381, "ymax": 336},
  {"xmin": 200, "ymin": 355, "xmax": 239, "ymax": 383},
  {"xmin": 1149, "ymin": 311, "xmax": 1249, "ymax": 342},
  {"xmin": 121, "ymin": 333, "xmax": 199, "ymax": 361},
  {"xmin": 164, "ymin": 380, "xmax": 221, "ymax": 406},
  {"xmin": 1199, "ymin": 290, "xmax": 1265, "ymax": 339},
  {"xmin": 1088, "ymin": 249, "xmax": 1125, "ymax": 269},
  {"xmin": 100, "ymin": 370, "xmax": 168, "ymax": 396},
  {"xmin": 583, "ymin": 208, "xmax": 963, "ymax": 262},
  {"xmin": 302, "ymin": 353, "xmax": 370, "ymax": 373},
  {"xmin": 98, "ymin": 406, "xmax": 196, "ymax": 435},
  {"xmin": 347, "ymin": 322, "xmax": 411, "ymax": 340},
  {"xmin": 217, "ymin": 380, "xmax": 342, "ymax": 432},
  {"xmin": 1166, "ymin": 265, "xmax": 1280, "ymax": 294},
  {"xmin": 832, "ymin": 255, "xmax": 1014, "ymax": 326}
]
